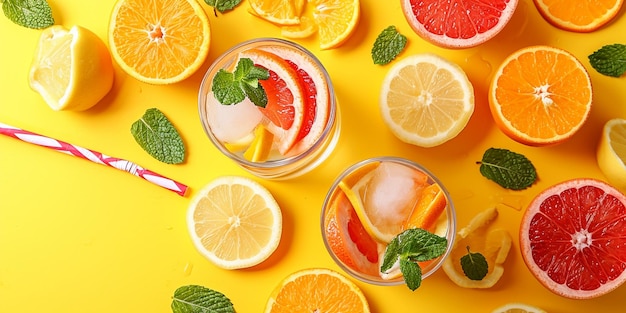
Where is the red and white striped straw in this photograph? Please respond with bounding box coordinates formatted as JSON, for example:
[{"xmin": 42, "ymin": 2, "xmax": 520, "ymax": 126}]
[{"xmin": 0, "ymin": 122, "xmax": 188, "ymax": 196}]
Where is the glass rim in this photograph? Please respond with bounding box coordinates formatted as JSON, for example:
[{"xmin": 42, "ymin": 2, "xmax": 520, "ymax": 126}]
[
  {"xmin": 320, "ymin": 156, "xmax": 457, "ymax": 286},
  {"xmin": 197, "ymin": 37, "xmax": 337, "ymax": 170}
]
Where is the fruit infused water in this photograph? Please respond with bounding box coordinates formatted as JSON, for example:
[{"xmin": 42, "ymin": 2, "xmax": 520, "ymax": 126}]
[
  {"xmin": 321, "ymin": 157, "xmax": 456, "ymax": 286},
  {"xmin": 198, "ymin": 38, "xmax": 339, "ymax": 179}
]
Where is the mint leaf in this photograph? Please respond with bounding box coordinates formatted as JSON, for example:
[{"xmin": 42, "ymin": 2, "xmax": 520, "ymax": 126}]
[
  {"xmin": 371, "ymin": 26, "xmax": 407, "ymax": 65},
  {"xmin": 204, "ymin": 0, "xmax": 242, "ymax": 13},
  {"xmin": 171, "ymin": 285, "xmax": 235, "ymax": 313},
  {"xmin": 131, "ymin": 108, "xmax": 185, "ymax": 164},
  {"xmin": 2, "ymin": 0, "xmax": 54, "ymax": 29},
  {"xmin": 477, "ymin": 148, "xmax": 536, "ymax": 190},
  {"xmin": 381, "ymin": 228, "xmax": 447, "ymax": 291},
  {"xmin": 211, "ymin": 58, "xmax": 269, "ymax": 107},
  {"xmin": 588, "ymin": 44, "xmax": 626, "ymax": 77},
  {"xmin": 460, "ymin": 247, "xmax": 488, "ymax": 280}
]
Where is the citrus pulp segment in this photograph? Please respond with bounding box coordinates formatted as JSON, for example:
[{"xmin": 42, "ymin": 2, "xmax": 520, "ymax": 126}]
[
  {"xmin": 443, "ymin": 207, "xmax": 512, "ymax": 288},
  {"xmin": 239, "ymin": 49, "xmax": 306, "ymax": 155},
  {"xmin": 489, "ymin": 45, "xmax": 592, "ymax": 146},
  {"xmin": 491, "ymin": 302, "xmax": 546, "ymax": 313},
  {"xmin": 311, "ymin": 0, "xmax": 361, "ymax": 49},
  {"xmin": 264, "ymin": 268, "xmax": 370, "ymax": 313},
  {"xmin": 248, "ymin": 0, "xmax": 305, "ymax": 25},
  {"xmin": 533, "ymin": 0, "xmax": 624, "ymax": 32},
  {"xmin": 520, "ymin": 178, "xmax": 626, "ymax": 299},
  {"xmin": 187, "ymin": 176, "xmax": 282, "ymax": 269},
  {"xmin": 401, "ymin": 0, "xmax": 519, "ymax": 48},
  {"xmin": 29, "ymin": 25, "xmax": 114, "ymax": 111},
  {"xmin": 598, "ymin": 118, "xmax": 626, "ymax": 192},
  {"xmin": 379, "ymin": 53, "xmax": 475, "ymax": 148},
  {"xmin": 108, "ymin": 0, "xmax": 210, "ymax": 84},
  {"xmin": 259, "ymin": 45, "xmax": 331, "ymax": 157}
]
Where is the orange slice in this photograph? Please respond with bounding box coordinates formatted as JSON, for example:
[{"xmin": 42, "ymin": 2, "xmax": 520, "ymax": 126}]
[
  {"xmin": 265, "ymin": 268, "xmax": 370, "ymax": 313},
  {"xmin": 489, "ymin": 45, "xmax": 592, "ymax": 146},
  {"xmin": 108, "ymin": 0, "xmax": 210, "ymax": 84},
  {"xmin": 248, "ymin": 0, "xmax": 306, "ymax": 25},
  {"xmin": 402, "ymin": 183, "xmax": 447, "ymax": 232},
  {"xmin": 311, "ymin": 0, "xmax": 361, "ymax": 49},
  {"xmin": 239, "ymin": 49, "xmax": 306, "ymax": 155},
  {"xmin": 186, "ymin": 176, "xmax": 282, "ymax": 269},
  {"xmin": 533, "ymin": 0, "xmax": 624, "ymax": 32}
]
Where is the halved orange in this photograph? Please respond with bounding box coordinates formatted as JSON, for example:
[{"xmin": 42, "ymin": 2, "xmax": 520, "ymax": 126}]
[
  {"xmin": 265, "ymin": 268, "xmax": 370, "ymax": 313},
  {"xmin": 533, "ymin": 0, "xmax": 624, "ymax": 32},
  {"xmin": 108, "ymin": 0, "xmax": 210, "ymax": 84},
  {"xmin": 239, "ymin": 49, "xmax": 306, "ymax": 155},
  {"xmin": 489, "ymin": 45, "xmax": 592, "ymax": 146}
]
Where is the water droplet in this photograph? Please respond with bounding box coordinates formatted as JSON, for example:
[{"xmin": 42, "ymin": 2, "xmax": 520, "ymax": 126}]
[
  {"xmin": 491, "ymin": 193, "xmax": 525, "ymax": 211},
  {"xmin": 464, "ymin": 52, "xmax": 493, "ymax": 87},
  {"xmin": 183, "ymin": 262, "xmax": 194, "ymax": 276}
]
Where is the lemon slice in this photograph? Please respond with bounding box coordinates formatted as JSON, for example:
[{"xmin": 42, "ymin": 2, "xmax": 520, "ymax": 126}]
[
  {"xmin": 597, "ymin": 118, "xmax": 626, "ymax": 192},
  {"xmin": 380, "ymin": 53, "xmax": 474, "ymax": 147},
  {"xmin": 187, "ymin": 176, "xmax": 282, "ymax": 269},
  {"xmin": 491, "ymin": 302, "xmax": 546, "ymax": 313},
  {"xmin": 442, "ymin": 207, "xmax": 512, "ymax": 288},
  {"xmin": 243, "ymin": 125, "xmax": 275, "ymax": 162},
  {"xmin": 28, "ymin": 25, "xmax": 114, "ymax": 111}
]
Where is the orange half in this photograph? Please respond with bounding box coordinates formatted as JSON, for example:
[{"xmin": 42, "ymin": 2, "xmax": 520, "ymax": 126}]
[
  {"xmin": 108, "ymin": 0, "xmax": 210, "ymax": 84},
  {"xmin": 489, "ymin": 45, "xmax": 592, "ymax": 146}
]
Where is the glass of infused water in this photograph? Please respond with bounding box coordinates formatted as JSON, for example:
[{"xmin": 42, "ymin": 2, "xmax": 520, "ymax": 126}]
[
  {"xmin": 198, "ymin": 38, "xmax": 340, "ymax": 179},
  {"xmin": 321, "ymin": 156, "xmax": 456, "ymax": 286}
]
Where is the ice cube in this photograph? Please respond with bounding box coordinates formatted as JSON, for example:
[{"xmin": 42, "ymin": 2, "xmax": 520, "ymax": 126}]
[
  {"xmin": 362, "ymin": 162, "xmax": 427, "ymax": 232},
  {"xmin": 205, "ymin": 91, "xmax": 263, "ymax": 143}
]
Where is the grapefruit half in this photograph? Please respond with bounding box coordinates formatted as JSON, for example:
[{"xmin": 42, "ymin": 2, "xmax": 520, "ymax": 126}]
[
  {"xmin": 520, "ymin": 178, "xmax": 626, "ymax": 299},
  {"xmin": 401, "ymin": 0, "xmax": 519, "ymax": 49}
]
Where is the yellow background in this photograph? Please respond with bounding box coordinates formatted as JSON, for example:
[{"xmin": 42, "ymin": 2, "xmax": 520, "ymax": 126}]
[{"xmin": 1, "ymin": 0, "xmax": 625, "ymax": 312}]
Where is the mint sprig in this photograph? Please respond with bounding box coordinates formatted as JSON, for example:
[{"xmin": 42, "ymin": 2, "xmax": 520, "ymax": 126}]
[
  {"xmin": 371, "ymin": 25, "xmax": 407, "ymax": 65},
  {"xmin": 212, "ymin": 57, "xmax": 269, "ymax": 107},
  {"xmin": 204, "ymin": 0, "xmax": 242, "ymax": 13},
  {"xmin": 381, "ymin": 228, "xmax": 447, "ymax": 291},
  {"xmin": 171, "ymin": 285, "xmax": 235, "ymax": 313},
  {"xmin": 131, "ymin": 108, "xmax": 185, "ymax": 164},
  {"xmin": 2, "ymin": 0, "xmax": 54, "ymax": 29},
  {"xmin": 588, "ymin": 43, "xmax": 626, "ymax": 77},
  {"xmin": 460, "ymin": 247, "xmax": 488, "ymax": 280},
  {"xmin": 477, "ymin": 148, "xmax": 537, "ymax": 190}
]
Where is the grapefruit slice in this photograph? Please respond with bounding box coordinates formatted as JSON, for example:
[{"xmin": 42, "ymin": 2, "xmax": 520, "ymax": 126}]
[
  {"xmin": 323, "ymin": 191, "xmax": 380, "ymax": 276},
  {"xmin": 259, "ymin": 45, "xmax": 331, "ymax": 157},
  {"xmin": 239, "ymin": 49, "xmax": 305, "ymax": 155},
  {"xmin": 520, "ymin": 178, "xmax": 626, "ymax": 299},
  {"xmin": 401, "ymin": 0, "xmax": 519, "ymax": 48}
]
